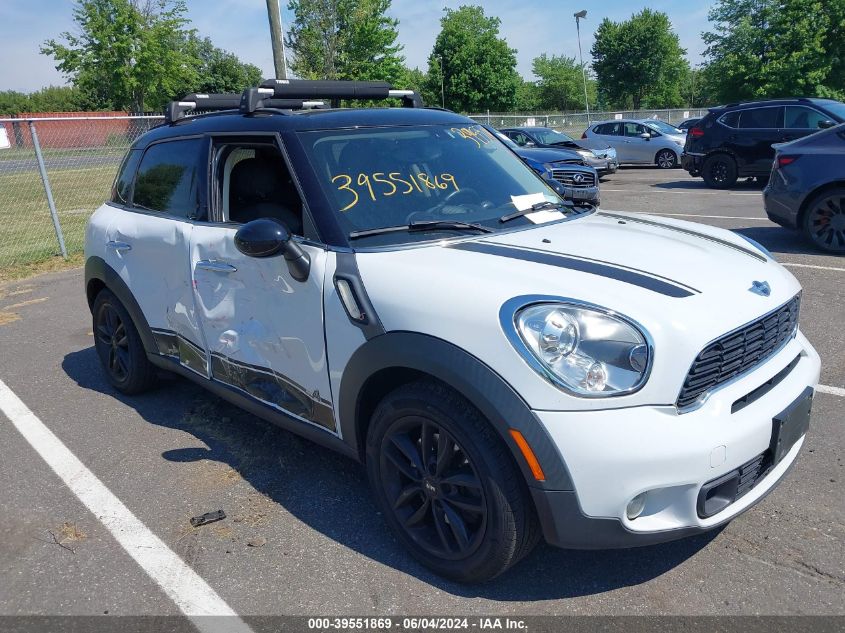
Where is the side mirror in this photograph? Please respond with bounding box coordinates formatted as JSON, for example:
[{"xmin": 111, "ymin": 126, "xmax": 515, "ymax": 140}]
[
  {"xmin": 818, "ymin": 119, "xmax": 836, "ymax": 129},
  {"xmin": 524, "ymin": 141, "xmax": 536, "ymax": 147},
  {"xmin": 234, "ymin": 218, "xmax": 311, "ymax": 282},
  {"xmin": 639, "ymin": 132, "xmax": 651, "ymax": 140}
]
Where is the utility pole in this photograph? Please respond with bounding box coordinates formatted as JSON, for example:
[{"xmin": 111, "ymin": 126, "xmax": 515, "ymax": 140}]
[
  {"xmin": 266, "ymin": 0, "xmax": 287, "ymax": 79},
  {"xmin": 574, "ymin": 9, "xmax": 590, "ymax": 124}
]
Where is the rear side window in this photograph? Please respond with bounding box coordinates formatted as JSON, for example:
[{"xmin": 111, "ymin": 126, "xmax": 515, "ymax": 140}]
[
  {"xmin": 718, "ymin": 111, "xmax": 740, "ymax": 127},
  {"xmin": 133, "ymin": 139, "xmax": 203, "ymax": 218},
  {"xmin": 111, "ymin": 150, "xmax": 141, "ymax": 205},
  {"xmin": 738, "ymin": 107, "xmax": 781, "ymax": 129}
]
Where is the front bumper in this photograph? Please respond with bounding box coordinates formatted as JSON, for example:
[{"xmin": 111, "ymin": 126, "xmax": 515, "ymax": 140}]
[{"xmin": 531, "ymin": 331, "xmax": 820, "ymax": 549}]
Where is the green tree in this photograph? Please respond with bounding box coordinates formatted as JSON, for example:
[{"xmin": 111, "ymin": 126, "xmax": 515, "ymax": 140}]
[
  {"xmin": 0, "ymin": 86, "xmax": 86, "ymax": 116},
  {"xmin": 702, "ymin": 0, "xmax": 836, "ymax": 102},
  {"xmin": 425, "ymin": 5, "xmax": 520, "ymax": 113},
  {"xmin": 532, "ymin": 54, "xmax": 593, "ymax": 111},
  {"xmin": 285, "ymin": 0, "xmax": 405, "ymax": 83},
  {"xmin": 186, "ymin": 36, "xmax": 263, "ymax": 94},
  {"xmin": 514, "ymin": 80, "xmax": 540, "ymax": 112},
  {"xmin": 591, "ymin": 9, "xmax": 688, "ymax": 109},
  {"xmin": 42, "ymin": 0, "xmax": 196, "ymax": 112}
]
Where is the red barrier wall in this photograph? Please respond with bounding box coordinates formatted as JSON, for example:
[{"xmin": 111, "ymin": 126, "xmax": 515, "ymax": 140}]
[{"xmin": 2, "ymin": 111, "xmax": 130, "ymax": 149}]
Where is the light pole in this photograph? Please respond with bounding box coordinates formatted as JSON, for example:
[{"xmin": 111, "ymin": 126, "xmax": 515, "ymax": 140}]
[
  {"xmin": 266, "ymin": 0, "xmax": 287, "ymax": 79},
  {"xmin": 437, "ymin": 55, "xmax": 445, "ymax": 108},
  {"xmin": 574, "ymin": 9, "xmax": 590, "ymax": 124}
]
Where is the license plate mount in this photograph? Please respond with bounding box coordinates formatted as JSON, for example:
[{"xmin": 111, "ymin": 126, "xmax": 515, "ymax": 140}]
[{"xmin": 770, "ymin": 386, "xmax": 813, "ymax": 465}]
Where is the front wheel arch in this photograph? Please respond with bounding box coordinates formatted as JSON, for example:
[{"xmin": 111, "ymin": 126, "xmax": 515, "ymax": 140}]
[{"xmin": 339, "ymin": 332, "xmax": 574, "ymax": 491}]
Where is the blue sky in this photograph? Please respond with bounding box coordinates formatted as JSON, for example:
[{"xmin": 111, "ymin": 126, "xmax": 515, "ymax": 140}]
[{"xmin": 0, "ymin": 0, "xmax": 714, "ymax": 93}]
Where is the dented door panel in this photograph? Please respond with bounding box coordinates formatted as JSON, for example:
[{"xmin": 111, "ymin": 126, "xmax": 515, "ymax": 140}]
[
  {"xmin": 189, "ymin": 224, "xmax": 335, "ymax": 431},
  {"xmin": 104, "ymin": 209, "xmax": 205, "ymax": 375}
]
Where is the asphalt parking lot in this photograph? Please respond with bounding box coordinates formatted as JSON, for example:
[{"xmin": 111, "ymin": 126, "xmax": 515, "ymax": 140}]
[{"xmin": 0, "ymin": 166, "xmax": 843, "ymax": 622}]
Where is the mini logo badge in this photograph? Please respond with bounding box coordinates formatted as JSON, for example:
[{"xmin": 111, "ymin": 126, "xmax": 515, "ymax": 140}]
[
  {"xmin": 749, "ymin": 280, "xmax": 771, "ymax": 297},
  {"xmin": 572, "ymin": 173, "xmax": 584, "ymax": 184}
]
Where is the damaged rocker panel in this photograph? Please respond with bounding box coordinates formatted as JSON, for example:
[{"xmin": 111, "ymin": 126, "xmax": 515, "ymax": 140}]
[{"xmin": 150, "ymin": 328, "xmax": 336, "ymax": 432}]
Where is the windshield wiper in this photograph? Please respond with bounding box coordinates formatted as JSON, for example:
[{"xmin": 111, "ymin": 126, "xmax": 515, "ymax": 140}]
[
  {"xmin": 499, "ymin": 201, "xmax": 570, "ymax": 223},
  {"xmin": 348, "ymin": 219, "xmax": 494, "ymax": 240}
]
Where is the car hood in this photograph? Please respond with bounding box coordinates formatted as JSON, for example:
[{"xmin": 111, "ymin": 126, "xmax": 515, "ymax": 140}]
[
  {"xmin": 516, "ymin": 147, "xmax": 582, "ymax": 163},
  {"xmin": 354, "ymin": 210, "xmax": 802, "ymax": 411}
]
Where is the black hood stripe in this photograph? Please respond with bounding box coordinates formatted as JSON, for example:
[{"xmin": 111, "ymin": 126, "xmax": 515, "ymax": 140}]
[
  {"xmin": 598, "ymin": 212, "xmax": 767, "ymax": 262},
  {"xmin": 450, "ymin": 242, "xmax": 696, "ymax": 298}
]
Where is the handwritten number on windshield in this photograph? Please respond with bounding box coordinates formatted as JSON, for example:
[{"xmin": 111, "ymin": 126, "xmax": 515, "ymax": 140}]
[
  {"xmin": 332, "ymin": 172, "xmax": 459, "ymax": 211},
  {"xmin": 332, "ymin": 174, "xmax": 359, "ymax": 212}
]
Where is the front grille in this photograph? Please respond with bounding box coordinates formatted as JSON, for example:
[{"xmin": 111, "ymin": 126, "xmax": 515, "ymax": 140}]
[
  {"xmin": 677, "ymin": 295, "xmax": 800, "ymax": 410},
  {"xmin": 550, "ymin": 169, "xmax": 596, "ymax": 188}
]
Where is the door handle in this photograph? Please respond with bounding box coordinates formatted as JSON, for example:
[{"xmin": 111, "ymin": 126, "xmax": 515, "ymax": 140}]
[
  {"xmin": 196, "ymin": 260, "xmax": 237, "ymax": 273},
  {"xmin": 106, "ymin": 240, "xmax": 132, "ymax": 252}
]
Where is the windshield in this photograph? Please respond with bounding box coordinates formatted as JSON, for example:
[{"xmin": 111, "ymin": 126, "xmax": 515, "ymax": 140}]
[
  {"xmin": 644, "ymin": 120, "xmax": 683, "ymax": 135},
  {"xmin": 529, "ymin": 128, "xmax": 576, "ymax": 145},
  {"xmin": 299, "ymin": 124, "xmax": 565, "ymax": 245}
]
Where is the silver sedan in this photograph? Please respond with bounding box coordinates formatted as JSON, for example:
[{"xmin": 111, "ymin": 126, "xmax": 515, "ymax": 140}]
[{"xmin": 582, "ymin": 119, "xmax": 686, "ymax": 168}]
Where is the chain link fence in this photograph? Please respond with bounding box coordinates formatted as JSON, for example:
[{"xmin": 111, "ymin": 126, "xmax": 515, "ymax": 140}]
[
  {"xmin": 469, "ymin": 107, "xmax": 710, "ymax": 136},
  {"xmin": 0, "ymin": 115, "xmax": 163, "ymax": 268},
  {"xmin": 0, "ymin": 107, "xmax": 711, "ymax": 269}
]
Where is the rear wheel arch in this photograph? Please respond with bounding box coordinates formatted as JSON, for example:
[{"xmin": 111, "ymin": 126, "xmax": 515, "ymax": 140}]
[
  {"xmin": 654, "ymin": 148, "xmax": 678, "ymax": 168},
  {"xmin": 85, "ymin": 256, "xmax": 157, "ymax": 356},
  {"xmin": 338, "ymin": 332, "xmax": 574, "ymax": 491},
  {"xmin": 797, "ymin": 180, "xmax": 845, "ymax": 230}
]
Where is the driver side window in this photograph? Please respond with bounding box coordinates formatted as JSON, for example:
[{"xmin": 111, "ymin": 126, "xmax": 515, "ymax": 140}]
[{"xmin": 213, "ymin": 140, "xmax": 304, "ymax": 236}]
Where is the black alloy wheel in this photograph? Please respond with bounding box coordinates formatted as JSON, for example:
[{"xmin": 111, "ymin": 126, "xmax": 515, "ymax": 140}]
[
  {"xmin": 366, "ymin": 381, "xmax": 539, "ymax": 582},
  {"xmin": 803, "ymin": 188, "xmax": 845, "ymax": 253},
  {"xmin": 702, "ymin": 154, "xmax": 738, "ymax": 188},
  {"xmin": 96, "ymin": 302, "xmax": 130, "ymax": 383},
  {"xmin": 92, "ymin": 289, "xmax": 157, "ymax": 394},
  {"xmin": 380, "ymin": 417, "xmax": 487, "ymax": 560}
]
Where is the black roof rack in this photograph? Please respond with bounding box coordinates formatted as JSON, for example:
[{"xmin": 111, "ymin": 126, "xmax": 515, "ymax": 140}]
[{"xmin": 165, "ymin": 79, "xmax": 424, "ymax": 123}]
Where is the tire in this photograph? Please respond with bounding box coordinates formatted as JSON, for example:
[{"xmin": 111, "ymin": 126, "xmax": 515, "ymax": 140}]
[
  {"xmin": 702, "ymin": 154, "xmax": 738, "ymax": 189},
  {"xmin": 655, "ymin": 149, "xmax": 677, "ymax": 169},
  {"xmin": 802, "ymin": 187, "xmax": 845, "ymax": 253},
  {"xmin": 92, "ymin": 289, "xmax": 157, "ymax": 394},
  {"xmin": 366, "ymin": 380, "xmax": 539, "ymax": 582}
]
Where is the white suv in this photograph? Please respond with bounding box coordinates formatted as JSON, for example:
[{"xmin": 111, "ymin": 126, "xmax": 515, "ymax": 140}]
[{"xmin": 84, "ymin": 80, "xmax": 820, "ymax": 582}]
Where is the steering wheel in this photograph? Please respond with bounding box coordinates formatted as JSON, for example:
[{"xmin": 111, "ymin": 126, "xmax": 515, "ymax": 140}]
[{"xmin": 442, "ymin": 187, "xmax": 481, "ymax": 206}]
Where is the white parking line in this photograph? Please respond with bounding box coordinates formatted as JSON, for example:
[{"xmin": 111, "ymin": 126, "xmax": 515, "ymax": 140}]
[
  {"xmin": 818, "ymin": 384, "xmax": 845, "ymax": 397},
  {"xmin": 0, "ymin": 378, "xmax": 253, "ymax": 633},
  {"xmin": 782, "ymin": 262, "xmax": 845, "ymax": 273}
]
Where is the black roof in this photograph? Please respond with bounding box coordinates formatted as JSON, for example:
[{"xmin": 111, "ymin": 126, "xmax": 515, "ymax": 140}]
[{"xmin": 134, "ymin": 107, "xmax": 473, "ymax": 149}]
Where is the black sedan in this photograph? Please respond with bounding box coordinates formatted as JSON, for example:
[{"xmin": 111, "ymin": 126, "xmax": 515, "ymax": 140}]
[
  {"xmin": 764, "ymin": 122, "xmax": 845, "ymax": 253},
  {"xmin": 499, "ymin": 126, "xmax": 617, "ymax": 176}
]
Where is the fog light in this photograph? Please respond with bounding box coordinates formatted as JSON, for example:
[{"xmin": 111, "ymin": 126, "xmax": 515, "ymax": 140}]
[{"xmin": 626, "ymin": 492, "xmax": 647, "ymax": 520}]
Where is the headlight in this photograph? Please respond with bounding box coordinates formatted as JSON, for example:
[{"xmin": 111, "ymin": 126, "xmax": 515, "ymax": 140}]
[
  {"xmin": 576, "ymin": 149, "xmax": 596, "ymax": 159},
  {"xmin": 508, "ymin": 300, "xmax": 652, "ymax": 396}
]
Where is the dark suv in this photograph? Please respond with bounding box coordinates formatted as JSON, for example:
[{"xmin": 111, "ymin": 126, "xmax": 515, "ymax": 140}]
[{"xmin": 682, "ymin": 98, "xmax": 845, "ymax": 188}]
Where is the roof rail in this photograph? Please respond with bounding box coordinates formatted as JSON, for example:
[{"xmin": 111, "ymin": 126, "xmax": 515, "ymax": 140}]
[
  {"xmin": 165, "ymin": 79, "xmax": 424, "ymax": 123},
  {"xmin": 240, "ymin": 79, "xmax": 424, "ymax": 113},
  {"xmin": 165, "ymin": 93, "xmax": 242, "ymax": 123}
]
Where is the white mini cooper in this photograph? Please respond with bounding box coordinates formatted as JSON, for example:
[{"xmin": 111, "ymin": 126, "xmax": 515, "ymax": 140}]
[{"xmin": 84, "ymin": 80, "xmax": 820, "ymax": 582}]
